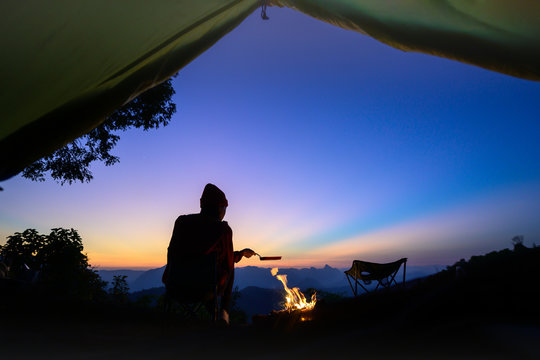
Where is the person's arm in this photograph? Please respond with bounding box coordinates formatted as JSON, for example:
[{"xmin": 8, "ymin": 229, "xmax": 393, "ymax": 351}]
[{"xmin": 233, "ymin": 248, "xmax": 256, "ymax": 263}]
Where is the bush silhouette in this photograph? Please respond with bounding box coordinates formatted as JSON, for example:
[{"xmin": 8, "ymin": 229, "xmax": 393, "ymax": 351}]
[
  {"xmin": 0, "ymin": 228, "xmax": 106, "ymax": 300},
  {"xmin": 110, "ymin": 275, "xmax": 130, "ymax": 303}
]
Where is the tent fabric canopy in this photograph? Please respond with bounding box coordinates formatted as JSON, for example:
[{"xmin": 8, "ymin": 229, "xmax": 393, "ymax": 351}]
[
  {"xmin": 1, "ymin": 0, "xmax": 538, "ymax": 181},
  {"xmin": 0, "ymin": 0, "xmax": 260, "ymax": 181},
  {"xmin": 274, "ymin": 0, "xmax": 540, "ymax": 80}
]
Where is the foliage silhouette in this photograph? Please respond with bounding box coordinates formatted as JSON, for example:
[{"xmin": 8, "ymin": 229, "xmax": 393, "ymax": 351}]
[
  {"xmin": 22, "ymin": 78, "xmax": 176, "ymax": 184},
  {"xmin": 0, "ymin": 229, "xmax": 45, "ymax": 279},
  {"xmin": 0, "ymin": 228, "xmax": 106, "ymax": 300},
  {"xmin": 110, "ymin": 275, "xmax": 130, "ymax": 304},
  {"xmin": 230, "ymin": 286, "xmax": 248, "ymax": 324},
  {"xmin": 512, "ymin": 234, "xmax": 526, "ymax": 250}
]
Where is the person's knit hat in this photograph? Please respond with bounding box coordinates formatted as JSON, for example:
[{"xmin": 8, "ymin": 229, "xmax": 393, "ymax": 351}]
[{"xmin": 200, "ymin": 183, "xmax": 228, "ymax": 208}]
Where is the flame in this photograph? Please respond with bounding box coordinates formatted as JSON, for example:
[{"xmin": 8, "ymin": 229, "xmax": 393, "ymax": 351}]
[{"xmin": 271, "ymin": 267, "xmax": 316, "ymax": 312}]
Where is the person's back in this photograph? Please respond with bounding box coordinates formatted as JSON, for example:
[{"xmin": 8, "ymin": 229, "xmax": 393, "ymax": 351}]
[
  {"xmin": 164, "ymin": 212, "xmax": 233, "ymax": 294},
  {"xmin": 162, "ymin": 183, "xmax": 255, "ymax": 324}
]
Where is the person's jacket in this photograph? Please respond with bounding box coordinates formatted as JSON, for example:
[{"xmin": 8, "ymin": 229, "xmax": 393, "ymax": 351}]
[{"xmin": 162, "ymin": 213, "xmax": 241, "ymax": 293}]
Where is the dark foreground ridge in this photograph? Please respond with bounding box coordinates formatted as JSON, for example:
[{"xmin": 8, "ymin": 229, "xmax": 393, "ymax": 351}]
[{"xmin": 1, "ymin": 245, "xmax": 540, "ymax": 359}]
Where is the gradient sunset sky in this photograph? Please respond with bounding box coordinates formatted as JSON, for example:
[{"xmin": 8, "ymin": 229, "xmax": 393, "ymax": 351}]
[{"xmin": 1, "ymin": 8, "xmax": 539, "ymax": 269}]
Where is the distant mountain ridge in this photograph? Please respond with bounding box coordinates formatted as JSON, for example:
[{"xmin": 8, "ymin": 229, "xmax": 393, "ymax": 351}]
[
  {"xmin": 97, "ymin": 269, "xmax": 146, "ymax": 289},
  {"xmin": 99, "ymin": 264, "xmax": 439, "ymax": 293},
  {"xmin": 130, "ymin": 266, "xmax": 166, "ymax": 292},
  {"xmin": 235, "ymin": 265, "xmax": 346, "ymax": 290}
]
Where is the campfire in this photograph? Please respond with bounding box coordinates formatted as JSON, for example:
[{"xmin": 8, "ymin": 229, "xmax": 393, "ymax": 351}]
[
  {"xmin": 271, "ymin": 267, "xmax": 316, "ymax": 312},
  {"xmin": 252, "ymin": 268, "xmax": 317, "ymax": 327}
]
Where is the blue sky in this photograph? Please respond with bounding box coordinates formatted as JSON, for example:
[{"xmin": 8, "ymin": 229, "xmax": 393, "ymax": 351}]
[{"xmin": 1, "ymin": 8, "xmax": 539, "ymax": 269}]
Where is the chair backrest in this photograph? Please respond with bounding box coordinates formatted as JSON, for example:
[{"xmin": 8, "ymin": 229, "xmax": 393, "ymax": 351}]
[
  {"xmin": 165, "ymin": 252, "xmax": 218, "ymax": 303},
  {"xmin": 345, "ymin": 258, "xmax": 407, "ymax": 281}
]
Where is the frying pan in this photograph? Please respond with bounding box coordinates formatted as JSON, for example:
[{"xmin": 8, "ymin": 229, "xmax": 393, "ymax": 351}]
[{"xmin": 256, "ymin": 253, "xmax": 282, "ymax": 261}]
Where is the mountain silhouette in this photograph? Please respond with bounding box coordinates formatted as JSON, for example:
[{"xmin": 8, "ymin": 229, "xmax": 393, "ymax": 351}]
[
  {"xmin": 100, "ymin": 264, "xmax": 439, "ymax": 293},
  {"xmin": 129, "ymin": 266, "xmax": 166, "ymax": 292}
]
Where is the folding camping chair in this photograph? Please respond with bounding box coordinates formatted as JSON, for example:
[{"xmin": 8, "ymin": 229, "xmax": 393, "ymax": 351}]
[
  {"xmin": 344, "ymin": 258, "xmax": 407, "ymax": 296},
  {"xmin": 163, "ymin": 252, "xmax": 219, "ymax": 321}
]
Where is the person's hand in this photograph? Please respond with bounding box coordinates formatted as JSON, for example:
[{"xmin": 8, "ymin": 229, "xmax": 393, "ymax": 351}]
[{"xmin": 241, "ymin": 248, "xmax": 256, "ymax": 258}]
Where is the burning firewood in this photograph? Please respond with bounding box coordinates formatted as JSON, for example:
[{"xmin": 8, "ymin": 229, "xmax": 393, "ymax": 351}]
[
  {"xmin": 271, "ymin": 267, "xmax": 316, "ymax": 312},
  {"xmin": 252, "ymin": 268, "xmax": 317, "ymax": 329}
]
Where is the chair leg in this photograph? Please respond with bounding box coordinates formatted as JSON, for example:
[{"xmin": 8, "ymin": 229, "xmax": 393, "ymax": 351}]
[
  {"xmin": 355, "ymin": 278, "xmax": 370, "ymax": 294},
  {"xmin": 211, "ymin": 285, "xmax": 219, "ymax": 322},
  {"xmin": 402, "ymin": 261, "xmax": 407, "ymax": 288},
  {"xmin": 211, "ymin": 297, "xmax": 218, "ymax": 322},
  {"xmin": 346, "ymin": 274, "xmax": 356, "ymax": 296},
  {"xmin": 181, "ymin": 303, "xmax": 202, "ymax": 318},
  {"xmin": 387, "ymin": 271, "xmax": 399, "ymax": 288}
]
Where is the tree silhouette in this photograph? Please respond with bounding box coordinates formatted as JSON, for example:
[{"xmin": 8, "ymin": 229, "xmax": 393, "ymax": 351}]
[
  {"xmin": 110, "ymin": 275, "xmax": 130, "ymax": 303},
  {"xmin": 0, "ymin": 228, "xmax": 106, "ymax": 299},
  {"xmin": 512, "ymin": 235, "xmax": 525, "ymax": 250},
  {"xmin": 22, "ymin": 78, "xmax": 176, "ymax": 184},
  {"xmin": 1, "ymin": 229, "xmax": 45, "ymax": 279}
]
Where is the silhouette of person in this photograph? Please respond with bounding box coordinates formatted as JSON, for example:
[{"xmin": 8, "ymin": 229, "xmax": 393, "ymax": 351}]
[{"xmin": 162, "ymin": 183, "xmax": 255, "ymax": 324}]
